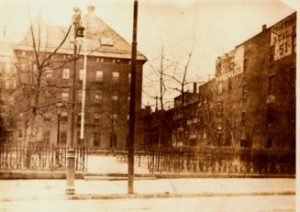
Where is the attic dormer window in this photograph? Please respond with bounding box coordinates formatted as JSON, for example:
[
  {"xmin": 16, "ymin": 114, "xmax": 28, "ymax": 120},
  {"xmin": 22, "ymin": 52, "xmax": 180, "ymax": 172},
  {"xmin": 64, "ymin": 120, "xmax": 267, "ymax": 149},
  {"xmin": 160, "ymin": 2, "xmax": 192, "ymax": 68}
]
[{"xmin": 100, "ymin": 37, "xmax": 114, "ymax": 46}]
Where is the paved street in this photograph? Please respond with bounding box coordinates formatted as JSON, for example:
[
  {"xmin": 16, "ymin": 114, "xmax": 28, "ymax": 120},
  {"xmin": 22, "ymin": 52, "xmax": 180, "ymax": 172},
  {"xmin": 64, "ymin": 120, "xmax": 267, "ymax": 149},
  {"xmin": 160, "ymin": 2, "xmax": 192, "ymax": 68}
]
[
  {"xmin": 0, "ymin": 195, "xmax": 295, "ymax": 212},
  {"xmin": 0, "ymin": 178, "xmax": 295, "ymax": 211}
]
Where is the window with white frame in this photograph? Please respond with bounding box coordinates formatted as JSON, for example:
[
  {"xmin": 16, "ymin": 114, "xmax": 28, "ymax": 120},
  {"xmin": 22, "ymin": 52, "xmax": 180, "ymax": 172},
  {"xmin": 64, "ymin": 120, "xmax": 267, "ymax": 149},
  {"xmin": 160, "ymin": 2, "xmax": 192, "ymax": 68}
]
[
  {"xmin": 62, "ymin": 92, "xmax": 69, "ymax": 101},
  {"xmin": 95, "ymin": 70, "xmax": 103, "ymax": 81},
  {"xmin": 112, "ymin": 71, "xmax": 119, "ymax": 81},
  {"xmin": 79, "ymin": 69, "xmax": 84, "ymax": 81},
  {"xmin": 62, "ymin": 68, "xmax": 70, "ymax": 79},
  {"xmin": 61, "ymin": 111, "xmax": 68, "ymax": 122}
]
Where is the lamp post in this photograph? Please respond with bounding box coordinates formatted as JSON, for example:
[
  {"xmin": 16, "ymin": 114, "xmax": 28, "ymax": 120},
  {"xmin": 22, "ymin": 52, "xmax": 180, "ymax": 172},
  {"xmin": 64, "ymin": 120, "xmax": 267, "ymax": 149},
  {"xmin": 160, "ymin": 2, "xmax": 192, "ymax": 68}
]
[
  {"xmin": 56, "ymin": 102, "xmax": 63, "ymax": 168},
  {"xmin": 56, "ymin": 102, "xmax": 63, "ymax": 146},
  {"xmin": 66, "ymin": 7, "xmax": 84, "ymax": 195}
]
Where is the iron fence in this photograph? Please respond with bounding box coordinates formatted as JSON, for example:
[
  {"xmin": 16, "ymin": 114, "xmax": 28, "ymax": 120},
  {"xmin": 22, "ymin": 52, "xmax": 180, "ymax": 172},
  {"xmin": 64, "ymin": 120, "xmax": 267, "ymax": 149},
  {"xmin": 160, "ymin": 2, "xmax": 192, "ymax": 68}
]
[
  {"xmin": 114, "ymin": 147, "xmax": 295, "ymax": 175},
  {"xmin": 0, "ymin": 145, "xmax": 87, "ymax": 171}
]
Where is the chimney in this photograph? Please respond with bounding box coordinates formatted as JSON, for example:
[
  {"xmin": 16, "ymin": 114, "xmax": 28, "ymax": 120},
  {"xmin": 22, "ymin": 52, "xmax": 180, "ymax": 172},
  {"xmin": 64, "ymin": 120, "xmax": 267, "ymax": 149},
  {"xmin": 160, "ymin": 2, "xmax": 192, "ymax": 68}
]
[
  {"xmin": 193, "ymin": 82, "xmax": 197, "ymax": 93},
  {"xmin": 87, "ymin": 5, "xmax": 95, "ymax": 14},
  {"xmin": 262, "ymin": 24, "xmax": 267, "ymax": 32}
]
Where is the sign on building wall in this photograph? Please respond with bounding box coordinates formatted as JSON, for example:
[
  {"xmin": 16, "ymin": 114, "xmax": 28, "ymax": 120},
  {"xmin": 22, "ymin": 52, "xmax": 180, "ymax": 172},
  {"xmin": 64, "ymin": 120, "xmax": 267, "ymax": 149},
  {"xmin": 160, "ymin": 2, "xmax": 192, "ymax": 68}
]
[
  {"xmin": 216, "ymin": 45, "xmax": 244, "ymax": 81},
  {"xmin": 271, "ymin": 16, "xmax": 295, "ymax": 61}
]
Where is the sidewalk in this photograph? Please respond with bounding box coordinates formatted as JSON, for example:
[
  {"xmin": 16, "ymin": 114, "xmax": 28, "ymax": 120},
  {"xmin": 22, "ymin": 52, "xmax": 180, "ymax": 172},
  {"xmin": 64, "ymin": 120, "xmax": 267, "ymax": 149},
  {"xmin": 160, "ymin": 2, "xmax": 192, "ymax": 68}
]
[{"xmin": 0, "ymin": 178, "xmax": 295, "ymax": 201}]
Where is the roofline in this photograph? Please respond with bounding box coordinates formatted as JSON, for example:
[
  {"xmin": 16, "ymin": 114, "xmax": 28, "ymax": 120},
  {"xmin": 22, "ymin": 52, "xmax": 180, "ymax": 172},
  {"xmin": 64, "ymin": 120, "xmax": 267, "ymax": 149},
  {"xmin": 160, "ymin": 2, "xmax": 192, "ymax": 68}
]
[
  {"xmin": 13, "ymin": 43, "xmax": 147, "ymax": 61},
  {"xmin": 235, "ymin": 12, "xmax": 296, "ymax": 49}
]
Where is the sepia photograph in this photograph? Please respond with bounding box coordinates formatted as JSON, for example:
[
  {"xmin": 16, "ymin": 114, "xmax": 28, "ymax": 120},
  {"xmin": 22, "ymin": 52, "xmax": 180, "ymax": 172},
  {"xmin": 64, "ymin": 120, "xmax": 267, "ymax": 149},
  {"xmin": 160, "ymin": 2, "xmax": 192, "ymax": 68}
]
[{"xmin": 0, "ymin": 0, "xmax": 297, "ymax": 211}]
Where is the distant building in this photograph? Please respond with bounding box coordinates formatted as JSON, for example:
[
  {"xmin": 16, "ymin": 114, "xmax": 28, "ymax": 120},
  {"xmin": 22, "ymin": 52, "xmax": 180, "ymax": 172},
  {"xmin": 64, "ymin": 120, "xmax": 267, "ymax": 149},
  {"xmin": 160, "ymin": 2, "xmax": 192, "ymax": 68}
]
[{"xmin": 0, "ymin": 6, "xmax": 147, "ymax": 149}]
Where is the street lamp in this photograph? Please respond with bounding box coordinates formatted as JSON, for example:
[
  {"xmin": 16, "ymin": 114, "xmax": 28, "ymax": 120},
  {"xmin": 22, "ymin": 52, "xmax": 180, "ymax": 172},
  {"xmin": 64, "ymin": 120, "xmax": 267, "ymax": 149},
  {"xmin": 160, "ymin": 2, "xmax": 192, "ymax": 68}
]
[
  {"xmin": 66, "ymin": 7, "xmax": 85, "ymax": 195},
  {"xmin": 56, "ymin": 102, "xmax": 63, "ymax": 146}
]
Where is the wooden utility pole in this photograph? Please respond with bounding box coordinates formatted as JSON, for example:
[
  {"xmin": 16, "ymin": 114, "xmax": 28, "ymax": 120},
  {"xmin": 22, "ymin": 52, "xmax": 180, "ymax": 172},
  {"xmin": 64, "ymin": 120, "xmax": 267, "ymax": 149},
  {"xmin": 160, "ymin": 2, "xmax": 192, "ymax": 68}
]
[{"xmin": 128, "ymin": 0, "xmax": 138, "ymax": 194}]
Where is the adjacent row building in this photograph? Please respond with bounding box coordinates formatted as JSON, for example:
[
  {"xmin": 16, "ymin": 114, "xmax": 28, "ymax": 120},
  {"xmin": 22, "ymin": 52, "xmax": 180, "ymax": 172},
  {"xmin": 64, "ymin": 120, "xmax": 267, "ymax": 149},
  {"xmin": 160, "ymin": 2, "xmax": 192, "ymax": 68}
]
[{"xmin": 143, "ymin": 12, "xmax": 296, "ymax": 174}]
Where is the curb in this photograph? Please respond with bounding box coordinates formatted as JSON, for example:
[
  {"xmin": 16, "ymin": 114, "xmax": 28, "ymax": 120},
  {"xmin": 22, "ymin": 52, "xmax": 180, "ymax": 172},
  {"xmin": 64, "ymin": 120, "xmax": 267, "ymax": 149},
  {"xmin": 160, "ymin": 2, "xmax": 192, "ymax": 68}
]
[
  {"xmin": 0, "ymin": 171, "xmax": 295, "ymax": 180},
  {"xmin": 85, "ymin": 173, "xmax": 295, "ymax": 179},
  {"xmin": 0, "ymin": 171, "xmax": 84, "ymax": 179},
  {"xmin": 68, "ymin": 191, "xmax": 296, "ymax": 200}
]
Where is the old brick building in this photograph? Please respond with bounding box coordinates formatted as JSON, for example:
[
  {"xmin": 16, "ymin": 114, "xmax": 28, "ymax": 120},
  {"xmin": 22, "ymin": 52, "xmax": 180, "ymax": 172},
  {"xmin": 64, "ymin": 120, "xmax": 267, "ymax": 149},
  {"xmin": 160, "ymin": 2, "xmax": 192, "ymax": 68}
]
[
  {"xmin": 143, "ymin": 13, "xmax": 295, "ymax": 173},
  {"xmin": 213, "ymin": 12, "xmax": 296, "ymax": 151},
  {"xmin": 0, "ymin": 6, "xmax": 147, "ymax": 149}
]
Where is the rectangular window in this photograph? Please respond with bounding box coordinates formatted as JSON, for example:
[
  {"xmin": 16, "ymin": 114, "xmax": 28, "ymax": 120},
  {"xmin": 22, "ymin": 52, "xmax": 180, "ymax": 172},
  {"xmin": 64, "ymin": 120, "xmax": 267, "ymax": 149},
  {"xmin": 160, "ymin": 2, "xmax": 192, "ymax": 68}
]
[
  {"xmin": 228, "ymin": 79, "xmax": 232, "ymax": 90},
  {"xmin": 21, "ymin": 63, "xmax": 26, "ymax": 70},
  {"xmin": 111, "ymin": 114, "xmax": 118, "ymax": 120},
  {"xmin": 45, "ymin": 68, "xmax": 53, "ymax": 79},
  {"xmin": 268, "ymin": 75, "xmax": 275, "ymax": 94},
  {"xmin": 77, "ymin": 131, "xmax": 82, "ymax": 146},
  {"xmin": 241, "ymin": 112, "xmax": 246, "ymax": 125},
  {"xmin": 128, "ymin": 73, "xmax": 131, "ymax": 83},
  {"xmin": 5, "ymin": 81, "xmax": 10, "ymax": 89},
  {"xmin": 96, "ymin": 70, "xmax": 103, "ymax": 81},
  {"xmin": 270, "ymin": 46, "xmax": 275, "ymax": 62},
  {"xmin": 243, "ymin": 58, "xmax": 248, "ymax": 71},
  {"xmin": 18, "ymin": 130, "xmax": 23, "ymax": 137},
  {"xmin": 79, "ymin": 69, "xmax": 84, "ymax": 81},
  {"xmin": 78, "ymin": 91, "xmax": 82, "ymax": 101},
  {"xmin": 266, "ymin": 138, "xmax": 272, "ymax": 148},
  {"xmin": 242, "ymin": 85, "xmax": 247, "ymax": 95},
  {"xmin": 112, "ymin": 95, "xmax": 118, "ymax": 101},
  {"xmin": 95, "ymin": 93, "xmax": 102, "ymax": 101},
  {"xmin": 44, "ymin": 113, "xmax": 52, "ymax": 121},
  {"xmin": 77, "ymin": 113, "xmax": 82, "ymax": 122},
  {"xmin": 61, "ymin": 111, "xmax": 68, "ymax": 121},
  {"xmin": 94, "ymin": 113, "xmax": 101, "ymax": 121},
  {"xmin": 267, "ymin": 106, "xmax": 275, "ymax": 124},
  {"xmin": 43, "ymin": 131, "xmax": 50, "ymax": 145},
  {"xmin": 62, "ymin": 68, "xmax": 70, "ymax": 79},
  {"xmin": 11, "ymin": 80, "xmax": 17, "ymax": 89},
  {"xmin": 61, "ymin": 92, "xmax": 69, "ymax": 101},
  {"xmin": 60, "ymin": 131, "xmax": 67, "ymax": 145},
  {"xmin": 218, "ymin": 81, "xmax": 223, "ymax": 95},
  {"xmin": 112, "ymin": 72, "xmax": 119, "ymax": 81},
  {"xmin": 93, "ymin": 132, "xmax": 101, "ymax": 147},
  {"xmin": 101, "ymin": 37, "xmax": 114, "ymax": 46},
  {"xmin": 109, "ymin": 132, "xmax": 117, "ymax": 148}
]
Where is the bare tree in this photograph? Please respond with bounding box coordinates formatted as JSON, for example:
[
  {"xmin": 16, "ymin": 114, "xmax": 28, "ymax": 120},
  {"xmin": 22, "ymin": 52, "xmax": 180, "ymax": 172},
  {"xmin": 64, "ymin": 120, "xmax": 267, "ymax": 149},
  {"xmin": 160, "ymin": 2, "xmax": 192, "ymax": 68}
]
[{"xmin": 7, "ymin": 16, "xmax": 75, "ymax": 144}]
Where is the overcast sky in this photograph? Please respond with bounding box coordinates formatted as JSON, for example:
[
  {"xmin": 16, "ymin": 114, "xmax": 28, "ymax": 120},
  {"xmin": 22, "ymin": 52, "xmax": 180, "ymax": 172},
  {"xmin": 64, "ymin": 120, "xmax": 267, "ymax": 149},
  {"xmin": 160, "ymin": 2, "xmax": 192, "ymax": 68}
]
[{"xmin": 0, "ymin": 0, "xmax": 297, "ymax": 108}]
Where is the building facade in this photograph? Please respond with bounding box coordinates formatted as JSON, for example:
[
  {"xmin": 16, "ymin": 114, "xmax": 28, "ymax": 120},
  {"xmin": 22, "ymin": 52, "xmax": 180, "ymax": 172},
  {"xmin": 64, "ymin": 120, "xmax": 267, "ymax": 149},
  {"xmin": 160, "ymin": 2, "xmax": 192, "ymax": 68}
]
[
  {"xmin": 142, "ymin": 12, "xmax": 296, "ymax": 173},
  {"xmin": 0, "ymin": 6, "xmax": 147, "ymax": 149}
]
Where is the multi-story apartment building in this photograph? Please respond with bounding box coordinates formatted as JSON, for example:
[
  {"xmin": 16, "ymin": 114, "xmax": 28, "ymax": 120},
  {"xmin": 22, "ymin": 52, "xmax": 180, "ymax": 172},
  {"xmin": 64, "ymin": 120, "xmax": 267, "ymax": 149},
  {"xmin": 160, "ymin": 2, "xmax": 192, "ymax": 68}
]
[
  {"xmin": 143, "ymin": 12, "xmax": 295, "ymax": 173},
  {"xmin": 0, "ymin": 6, "xmax": 147, "ymax": 149},
  {"xmin": 213, "ymin": 12, "xmax": 296, "ymax": 151}
]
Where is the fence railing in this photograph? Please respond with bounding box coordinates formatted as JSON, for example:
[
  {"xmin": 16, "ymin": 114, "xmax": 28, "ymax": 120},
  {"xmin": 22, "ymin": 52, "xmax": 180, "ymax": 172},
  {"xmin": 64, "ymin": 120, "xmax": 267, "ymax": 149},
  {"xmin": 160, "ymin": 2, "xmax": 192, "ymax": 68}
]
[
  {"xmin": 0, "ymin": 146, "xmax": 87, "ymax": 171},
  {"xmin": 114, "ymin": 148, "xmax": 295, "ymax": 175}
]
